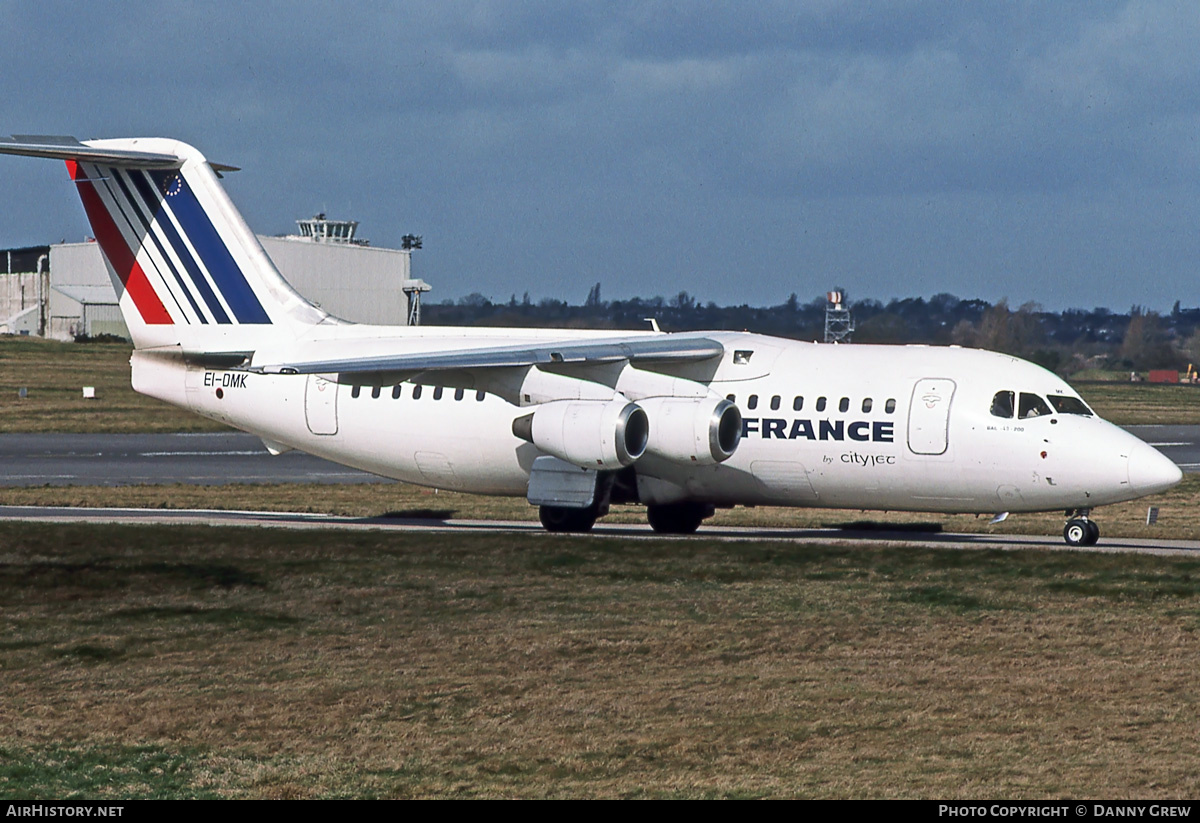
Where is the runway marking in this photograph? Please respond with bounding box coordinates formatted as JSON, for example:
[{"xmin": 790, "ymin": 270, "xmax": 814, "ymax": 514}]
[
  {"xmin": 2, "ymin": 474, "xmax": 79, "ymax": 480},
  {"xmin": 139, "ymin": 450, "xmax": 268, "ymax": 457}
]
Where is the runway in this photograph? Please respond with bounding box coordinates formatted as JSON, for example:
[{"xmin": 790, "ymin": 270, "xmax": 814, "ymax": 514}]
[
  {"xmin": 0, "ymin": 432, "xmax": 388, "ymax": 486},
  {"xmin": 0, "ymin": 426, "xmax": 1195, "ymax": 487},
  {"xmin": 1124, "ymin": 424, "xmax": 1200, "ymax": 472},
  {"xmin": 2, "ymin": 504, "xmax": 1198, "ymax": 556}
]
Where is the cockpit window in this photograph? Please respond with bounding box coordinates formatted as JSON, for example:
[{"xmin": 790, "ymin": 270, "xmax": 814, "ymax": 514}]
[
  {"xmin": 1019, "ymin": 392, "xmax": 1052, "ymax": 419},
  {"xmin": 990, "ymin": 390, "xmax": 1014, "ymax": 418},
  {"xmin": 1047, "ymin": 395, "xmax": 1093, "ymax": 416}
]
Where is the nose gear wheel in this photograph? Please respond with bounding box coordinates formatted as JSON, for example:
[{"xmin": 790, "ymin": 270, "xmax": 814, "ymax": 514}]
[{"xmin": 1063, "ymin": 515, "xmax": 1099, "ymax": 547}]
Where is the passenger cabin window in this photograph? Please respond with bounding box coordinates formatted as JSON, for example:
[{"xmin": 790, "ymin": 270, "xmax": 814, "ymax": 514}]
[
  {"xmin": 990, "ymin": 390, "xmax": 1015, "ymax": 418},
  {"xmin": 862, "ymin": 398, "xmax": 872, "ymax": 413},
  {"xmin": 838, "ymin": 397, "xmax": 849, "ymax": 413},
  {"xmin": 727, "ymin": 394, "xmax": 736, "ymax": 403},
  {"xmin": 793, "ymin": 396, "xmax": 803, "ymax": 411},
  {"xmin": 1019, "ymin": 392, "xmax": 1052, "ymax": 419},
  {"xmin": 747, "ymin": 395, "xmax": 759, "ymax": 410},
  {"xmin": 454, "ymin": 388, "xmax": 465, "ymax": 401},
  {"xmin": 816, "ymin": 397, "xmax": 827, "ymax": 412},
  {"xmin": 476, "ymin": 390, "xmax": 487, "ymax": 402},
  {"xmin": 351, "ymin": 385, "xmax": 361, "ymax": 399},
  {"xmin": 433, "ymin": 387, "xmax": 444, "ymax": 400},
  {"xmin": 1048, "ymin": 395, "xmax": 1093, "ymax": 416},
  {"xmin": 392, "ymin": 385, "xmax": 402, "ymax": 400},
  {"xmin": 371, "ymin": 386, "xmax": 381, "ymax": 399},
  {"xmin": 885, "ymin": 399, "xmax": 896, "ymax": 414},
  {"xmin": 770, "ymin": 395, "xmax": 781, "ymax": 411},
  {"xmin": 412, "ymin": 385, "xmax": 423, "ymax": 399}
]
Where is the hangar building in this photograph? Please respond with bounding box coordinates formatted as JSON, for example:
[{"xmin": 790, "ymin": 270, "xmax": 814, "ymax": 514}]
[{"xmin": 1, "ymin": 215, "xmax": 430, "ymax": 339}]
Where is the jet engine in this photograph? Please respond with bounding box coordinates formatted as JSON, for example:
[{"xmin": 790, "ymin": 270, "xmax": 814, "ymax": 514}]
[
  {"xmin": 637, "ymin": 396, "xmax": 742, "ymax": 465},
  {"xmin": 513, "ymin": 398, "xmax": 649, "ymax": 469}
]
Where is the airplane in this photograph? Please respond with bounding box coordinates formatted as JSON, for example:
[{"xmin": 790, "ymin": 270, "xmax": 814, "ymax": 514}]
[{"xmin": 0, "ymin": 134, "xmax": 1183, "ymax": 546}]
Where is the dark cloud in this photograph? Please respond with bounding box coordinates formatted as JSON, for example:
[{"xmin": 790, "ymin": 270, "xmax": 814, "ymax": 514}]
[{"xmin": 2, "ymin": 1, "xmax": 1199, "ymax": 310}]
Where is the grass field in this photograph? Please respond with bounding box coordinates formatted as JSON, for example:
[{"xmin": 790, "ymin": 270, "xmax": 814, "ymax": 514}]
[
  {"xmin": 4, "ymin": 335, "xmax": 1200, "ymax": 430},
  {"xmin": 0, "ymin": 337, "xmax": 224, "ymax": 433},
  {"xmin": 1072, "ymin": 380, "xmax": 1200, "ymax": 425},
  {"xmin": 1, "ymin": 522, "xmax": 1199, "ymax": 799}
]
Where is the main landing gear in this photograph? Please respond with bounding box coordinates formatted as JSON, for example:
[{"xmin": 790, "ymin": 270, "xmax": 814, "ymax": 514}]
[
  {"xmin": 536, "ymin": 466, "xmax": 717, "ymax": 535},
  {"xmin": 539, "ymin": 503, "xmax": 599, "ymax": 533},
  {"xmin": 646, "ymin": 502, "xmax": 714, "ymax": 535},
  {"xmin": 539, "ymin": 501, "xmax": 716, "ymax": 535},
  {"xmin": 1063, "ymin": 509, "xmax": 1100, "ymax": 547}
]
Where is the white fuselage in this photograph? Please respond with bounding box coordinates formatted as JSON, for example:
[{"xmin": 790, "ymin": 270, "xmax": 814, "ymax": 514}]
[{"xmin": 132, "ymin": 329, "xmax": 1180, "ymax": 515}]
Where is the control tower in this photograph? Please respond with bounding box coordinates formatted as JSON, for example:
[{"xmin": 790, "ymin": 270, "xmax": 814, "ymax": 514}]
[{"xmin": 294, "ymin": 213, "xmax": 368, "ymax": 245}]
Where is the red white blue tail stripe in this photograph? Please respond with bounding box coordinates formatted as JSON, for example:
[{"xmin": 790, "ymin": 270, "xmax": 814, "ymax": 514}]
[
  {"xmin": 67, "ymin": 160, "xmax": 174, "ymax": 325},
  {"xmin": 68, "ymin": 160, "xmax": 271, "ymax": 326}
]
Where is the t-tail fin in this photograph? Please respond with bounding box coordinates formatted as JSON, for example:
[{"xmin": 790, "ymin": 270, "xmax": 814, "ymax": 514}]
[{"xmin": 0, "ymin": 135, "xmax": 329, "ymax": 350}]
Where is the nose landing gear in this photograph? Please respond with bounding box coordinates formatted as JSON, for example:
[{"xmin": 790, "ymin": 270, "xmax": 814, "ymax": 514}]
[{"xmin": 1063, "ymin": 509, "xmax": 1100, "ymax": 546}]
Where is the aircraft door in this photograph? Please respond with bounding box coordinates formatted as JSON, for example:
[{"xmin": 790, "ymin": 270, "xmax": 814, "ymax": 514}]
[
  {"xmin": 305, "ymin": 374, "xmax": 339, "ymax": 435},
  {"xmin": 907, "ymin": 378, "xmax": 956, "ymax": 455}
]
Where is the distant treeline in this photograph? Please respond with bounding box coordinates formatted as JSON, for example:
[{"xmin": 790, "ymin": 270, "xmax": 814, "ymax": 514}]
[{"xmin": 424, "ymin": 287, "xmax": 1200, "ymax": 375}]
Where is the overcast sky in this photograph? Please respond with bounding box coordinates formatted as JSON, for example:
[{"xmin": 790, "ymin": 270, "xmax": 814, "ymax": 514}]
[{"xmin": 2, "ymin": 1, "xmax": 1199, "ymax": 312}]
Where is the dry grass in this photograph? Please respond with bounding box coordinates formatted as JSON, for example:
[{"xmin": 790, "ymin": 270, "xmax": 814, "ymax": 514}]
[
  {"xmin": 1075, "ymin": 381, "xmax": 1200, "ymax": 425},
  {"xmin": 0, "ymin": 336, "xmax": 224, "ymax": 433},
  {"xmin": 2, "ymin": 523, "xmax": 1199, "ymax": 798}
]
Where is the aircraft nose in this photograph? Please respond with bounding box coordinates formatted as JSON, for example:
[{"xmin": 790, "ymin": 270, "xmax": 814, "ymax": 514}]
[{"xmin": 1127, "ymin": 439, "xmax": 1183, "ymax": 495}]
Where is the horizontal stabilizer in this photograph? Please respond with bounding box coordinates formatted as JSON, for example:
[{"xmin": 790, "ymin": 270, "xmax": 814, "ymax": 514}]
[
  {"xmin": 250, "ymin": 334, "xmax": 725, "ymax": 375},
  {"xmin": 0, "ymin": 135, "xmax": 183, "ymax": 168}
]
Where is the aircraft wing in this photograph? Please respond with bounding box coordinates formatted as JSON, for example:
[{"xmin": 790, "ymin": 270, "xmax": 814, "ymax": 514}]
[{"xmin": 248, "ymin": 333, "xmax": 725, "ymax": 375}]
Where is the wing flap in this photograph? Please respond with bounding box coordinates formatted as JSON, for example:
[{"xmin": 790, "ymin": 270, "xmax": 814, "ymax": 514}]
[{"xmin": 249, "ymin": 334, "xmax": 725, "ymax": 375}]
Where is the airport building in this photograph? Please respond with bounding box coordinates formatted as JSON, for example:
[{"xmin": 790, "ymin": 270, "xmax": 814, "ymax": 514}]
[
  {"xmin": 0, "ymin": 245, "xmax": 50, "ymax": 336},
  {"xmin": 1, "ymin": 215, "xmax": 430, "ymax": 339}
]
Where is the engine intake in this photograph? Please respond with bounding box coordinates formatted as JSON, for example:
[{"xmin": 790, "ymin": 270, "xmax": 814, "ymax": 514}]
[
  {"xmin": 637, "ymin": 396, "xmax": 741, "ymax": 465},
  {"xmin": 513, "ymin": 399, "xmax": 648, "ymax": 469}
]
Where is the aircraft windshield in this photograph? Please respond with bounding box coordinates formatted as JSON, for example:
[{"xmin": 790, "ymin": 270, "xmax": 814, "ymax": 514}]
[
  {"xmin": 990, "ymin": 390, "xmax": 1014, "ymax": 418},
  {"xmin": 1047, "ymin": 395, "xmax": 1093, "ymax": 416},
  {"xmin": 1018, "ymin": 392, "xmax": 1052, "ymax": 419},
  {"xmin": 993, "ymin": 390, "xmax": 1093, "ymax": 419}
]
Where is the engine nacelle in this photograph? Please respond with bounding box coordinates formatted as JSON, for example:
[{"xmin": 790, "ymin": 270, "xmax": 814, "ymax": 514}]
[
  {"xmin": 513, "ymin": 399, "xmax": 649, "ymax": 469},
  {"xmin": 637, "ymin": 396, "xmax": 742, "ymax": 465}
]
